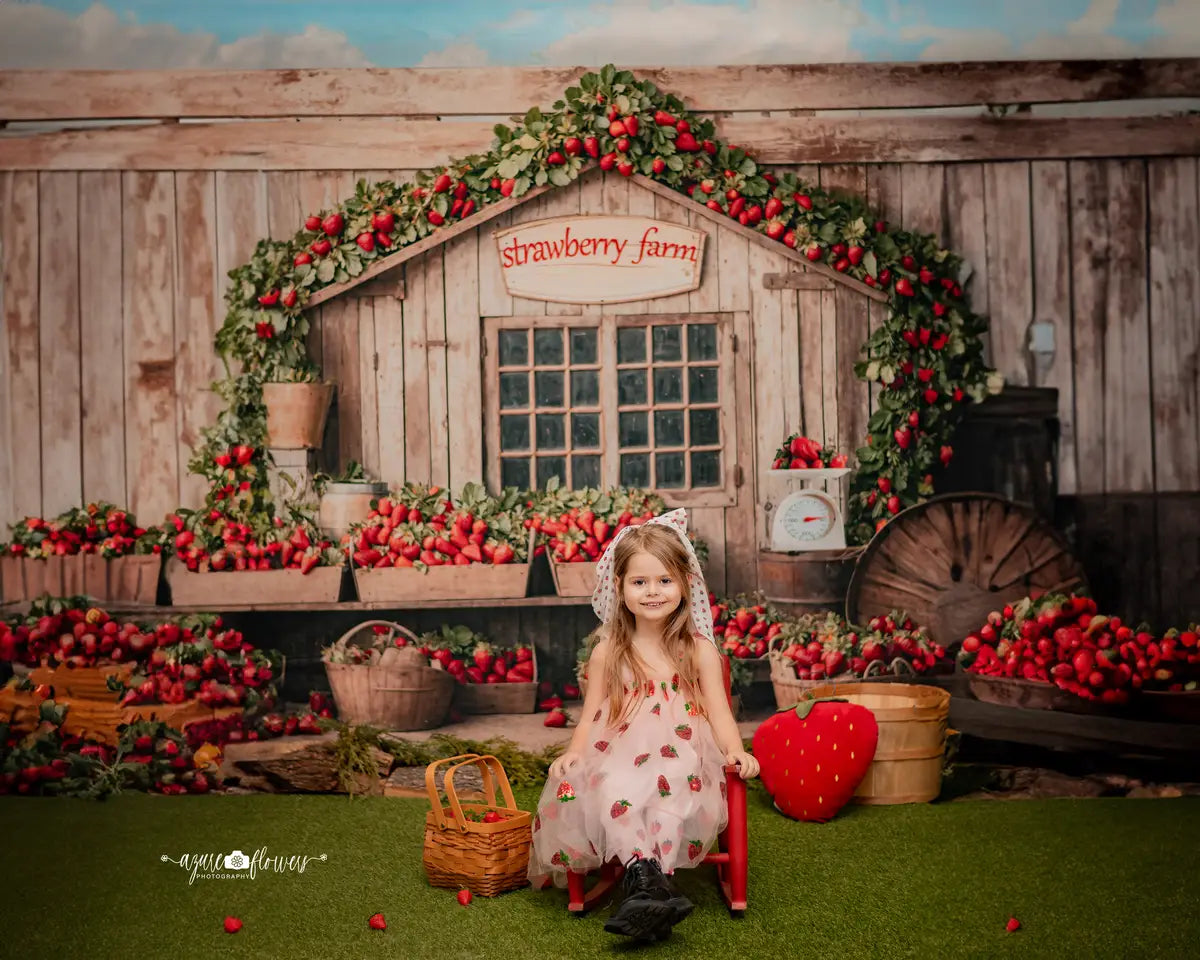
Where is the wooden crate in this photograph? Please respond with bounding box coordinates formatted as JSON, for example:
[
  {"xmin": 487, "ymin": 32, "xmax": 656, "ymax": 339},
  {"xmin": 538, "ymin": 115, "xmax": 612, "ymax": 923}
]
[
  {"xmin": 353, "ymin": 561, "xmax": 531, "ymax": 603},
  {"xmin": 0, "ymin": 554, "xmax": 161, "ymax": 605},
  {"xmin": 165, "ymin": 559, "xmax": 344, "ymax": 605},
  {"xmin": 548, "ymin": 560, "xmax": 598, "ymax": 598}
]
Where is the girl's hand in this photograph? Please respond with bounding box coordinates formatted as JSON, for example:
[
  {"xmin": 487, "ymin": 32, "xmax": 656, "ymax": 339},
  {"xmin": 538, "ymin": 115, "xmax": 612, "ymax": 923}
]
[
  {"xmin": 725, "ymin": 750, "xmax": 759, "ymax": 780},
  {"xmin": 548, "ymin": 751, "xmax": 583, "ymax": 781}
]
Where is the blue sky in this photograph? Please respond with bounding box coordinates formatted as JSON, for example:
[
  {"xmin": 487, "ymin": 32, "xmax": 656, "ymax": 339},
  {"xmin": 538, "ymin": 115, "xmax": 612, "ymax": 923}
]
[{"xmin": 0, "ymin": 1, "xmax": 1193, "ymax": 68}]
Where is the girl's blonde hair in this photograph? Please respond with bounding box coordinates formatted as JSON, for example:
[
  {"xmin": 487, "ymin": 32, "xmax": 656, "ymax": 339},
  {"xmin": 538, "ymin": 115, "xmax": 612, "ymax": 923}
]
[{"xmin": 596, "ymin": 523, "xmax": 706, "ymax": 726}]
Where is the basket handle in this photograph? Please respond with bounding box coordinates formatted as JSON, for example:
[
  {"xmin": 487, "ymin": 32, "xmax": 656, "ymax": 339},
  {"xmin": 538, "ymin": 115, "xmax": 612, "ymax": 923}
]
[
  {"xmin": 442, "ymin": 754, "xmax": 518, "ymax": 829},
  {"xmin": 425, "ymin": 754, "xmax": 480, "ymax": 830},
  {"xmin": 332, "ymin": 619, "xmax": 423, "ymax": 649}
]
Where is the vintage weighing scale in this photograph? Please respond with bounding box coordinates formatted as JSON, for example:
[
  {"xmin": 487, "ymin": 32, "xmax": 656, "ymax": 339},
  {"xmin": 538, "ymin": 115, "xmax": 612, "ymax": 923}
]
[{"xmin": 765, "ymin": 467, "xmax": 850, "ymax": 551}]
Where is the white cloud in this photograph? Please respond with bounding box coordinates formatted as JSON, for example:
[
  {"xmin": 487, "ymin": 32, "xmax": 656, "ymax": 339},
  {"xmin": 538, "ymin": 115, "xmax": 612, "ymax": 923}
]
[
  {"xmin": 535, "ymin": 0, "xmax": 868, "ymax": 65},
  {"xmin": 418, "ymin": 41, "xmax": 490, "ymax": 67},
  {"xmin": 1148, "ymin": 0, "xmax": 1200, "ymax": 56},
  {"xmin": 0, "ymin": 2, "xmax": 372, "ymax": 69}
]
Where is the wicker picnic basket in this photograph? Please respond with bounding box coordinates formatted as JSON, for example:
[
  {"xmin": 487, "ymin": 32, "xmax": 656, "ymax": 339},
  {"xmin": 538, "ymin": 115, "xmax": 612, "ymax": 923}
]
[{"xmin": 422, "ymin": 754, "xmax": 532, "ymax": 897}]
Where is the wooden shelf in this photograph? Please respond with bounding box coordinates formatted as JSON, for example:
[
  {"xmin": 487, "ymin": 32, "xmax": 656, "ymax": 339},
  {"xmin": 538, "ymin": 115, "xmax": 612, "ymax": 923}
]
[{"xmin": 100, "ymin": 595, "xmax": 594, "ymax": 615}]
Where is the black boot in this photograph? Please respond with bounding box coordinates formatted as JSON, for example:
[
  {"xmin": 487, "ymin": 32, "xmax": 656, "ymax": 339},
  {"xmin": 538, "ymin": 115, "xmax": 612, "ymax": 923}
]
[{"xmin": 603, "ymin": 856, "xmax": 694, "ymax": 942}]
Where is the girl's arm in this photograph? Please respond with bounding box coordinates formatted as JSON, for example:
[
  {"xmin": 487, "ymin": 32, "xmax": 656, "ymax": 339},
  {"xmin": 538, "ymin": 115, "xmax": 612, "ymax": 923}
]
[
  {"xmin": 696, "ymin": 641, "xmax": 760, "ymax": 779},
  {"xmin": 548, "ymin": 637, "xmax": 610, "ymax": 778}
]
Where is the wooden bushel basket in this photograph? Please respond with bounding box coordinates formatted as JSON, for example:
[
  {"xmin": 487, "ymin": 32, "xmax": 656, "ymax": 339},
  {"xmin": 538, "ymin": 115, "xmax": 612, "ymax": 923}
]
[
  {"xmin": 423, "ymin": 754, "xmax": 532, "ymax": 897},
  {"xmin": 323, "ymin": 621, "xmax": 455, "ymax": 731},
  {"xmin": 454, "ymin": 645, "xmax": 539, "ymax": 715},
  {"xmin": 353, "ymin": 530, "xmax": 536, "ymax": 602},
  {"xmin": 802, "ymin": 681, "xmax": 952, "ymax": 805},
  {"xmin": 0, "ymin": 554, "xmax": 161, "ymax": 605},
  {"xmin": 548, "ymin": 559, "xmax": 598, "ymax": 598}
]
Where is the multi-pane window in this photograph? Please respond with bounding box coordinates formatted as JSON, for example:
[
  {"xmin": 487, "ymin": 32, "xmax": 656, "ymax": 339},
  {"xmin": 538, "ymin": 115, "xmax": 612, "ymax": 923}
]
[{"xmin": 485, "ymin": 314, "xmax": 736, "ymax": 505}]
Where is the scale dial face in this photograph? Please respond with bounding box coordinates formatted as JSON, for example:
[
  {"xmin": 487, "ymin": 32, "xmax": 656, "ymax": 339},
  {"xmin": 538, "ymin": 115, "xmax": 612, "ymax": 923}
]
[{"xmin": 780, "ymin": 492, "xmax": 836, "ymax": 542}]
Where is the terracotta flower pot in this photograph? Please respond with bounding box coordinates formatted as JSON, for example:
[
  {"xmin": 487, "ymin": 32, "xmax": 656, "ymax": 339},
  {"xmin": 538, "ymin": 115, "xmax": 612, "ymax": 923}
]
[{"xmin": 263, "ymin": 381, "xmax": 334, "ymax": 449}]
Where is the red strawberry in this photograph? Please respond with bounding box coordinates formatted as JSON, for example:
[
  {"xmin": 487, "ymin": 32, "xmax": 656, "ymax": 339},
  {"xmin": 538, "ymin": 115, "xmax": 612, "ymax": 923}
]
[
  {"xmin": 456, "ymin": 889, "xmax": 472, "ymax": 907},
  {"xmin": 652, "ymin": 157, "xmax": 666, "ymax": 174},
  {"xmin": 660, "ymin": 744, "xmax": 679, "ymax": 758},
  {"xmin": 304, "ymin": 215, "xmax": 322, "ymax": 231},
  {"xmin": 563, "ymin": 137, "xmax": 582, "ymax": 156},
  {"xmin": 223, "ymin": 917, "xmax": 243, "ymax": 934},
  {"xmin": 675, "ymin": 723, "xmax": 692, "ymax": 741},
  {"xmin": 583, "ymin": 136, "xmax": 600, "ymax": 157},
  {"xmin": 500, "ymin": 179, "xmax": 516, "ymax": 197},
  {"xmin": 617, "ymin": 161, "xmax": 634, "ymax": 178},
  {"xmin": 687, "ymin": 774, "xmax": 702, "ymax": 792},
  {"xmin": 687, "ymin": 840, "xmax": 703, "ymax": 859},
  {"xmin": 794, "ymin": 193, "xmax": 813, "ymax": 210},
  {"xmin": 544, "ymin": 708, "xmax": 568, "ymax": 728},
  {"xmin": 594, "ymin": 740, "xmax": 610, "ymax": 752},
  {"xmin": 657, "ymin": 775, "xmax": 671, "ymax": 797},
  {"xmin": 546, "ymin": 151, "xmax": 566, "ymax": 166},
  {"xmin": 368, "ymin": 913, "xmax": 387, "ymax": 931},
  {"xmin": 751, "ymin": 697, "xmax": 879, "ymax": 822},
  {"xmin": 895, "ymin": 278, "xmax": 915, "ymax": 297},
  {"xmin": 310, "ymin": 238, "xmax": 332, "ymax": 256},
  {"xmin": 765, "ymin": 219, "xmax": 786, "ymax": 241},
  {"xmin": 1006, "ymin": 917, "xmax": 1021, "ymax": 932},
  {"xmin": 356, "ymin": 232, "xmax": 375, "ymax": 252},
  {"xmin": 887, "ymin": 495, "xmax": 901, "ymax": 514},
  {"xmin": 556, "ymin": 780, "xmax": 576, "ymax": 801},
  {"xmin": 610, "ymin": 799, "xmax": 631, "ymax": 819},
  {"xmin": 293, "ymin": 251, "xmax": 312, "ymax": 266},
  {"xmin": 676, "ymin": 131, "xmax": 699, "ymax": 152},
  {"xmin": 634, "ymin": 753, "xmax": 650, "ymax": 767},
  {"xmin": 321, "ymin": 212, "xmax": 343, "ymax": 236},
  {"xmin": 432, "ymin": 174, "xmax": 453, "ymax": 194}
]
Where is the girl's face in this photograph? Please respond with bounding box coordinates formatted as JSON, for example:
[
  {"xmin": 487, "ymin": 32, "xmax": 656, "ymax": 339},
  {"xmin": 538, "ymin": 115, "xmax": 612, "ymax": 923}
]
[{"xmin": 620, "ymin": 550, "xmax": 683, "ymax": 624}]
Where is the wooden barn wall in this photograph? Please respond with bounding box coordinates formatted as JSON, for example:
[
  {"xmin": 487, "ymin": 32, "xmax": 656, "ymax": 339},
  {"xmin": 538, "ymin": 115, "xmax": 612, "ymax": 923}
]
[{"xmin": 2, "ymin": 158, "xmax": 1199, "ymax": 625}]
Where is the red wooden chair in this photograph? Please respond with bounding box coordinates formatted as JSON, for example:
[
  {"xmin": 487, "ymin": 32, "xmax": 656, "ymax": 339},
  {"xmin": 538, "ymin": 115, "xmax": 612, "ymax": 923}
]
[{"xmin": 564, "ymin": 655, "xmax": 749, "ymax": 916}]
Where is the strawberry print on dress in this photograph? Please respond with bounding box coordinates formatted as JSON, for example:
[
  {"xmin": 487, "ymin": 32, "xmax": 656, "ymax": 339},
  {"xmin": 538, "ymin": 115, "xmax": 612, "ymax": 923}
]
[{"xmin": 527, "ymin": 670, "xmax": 727, "ymax": 886}]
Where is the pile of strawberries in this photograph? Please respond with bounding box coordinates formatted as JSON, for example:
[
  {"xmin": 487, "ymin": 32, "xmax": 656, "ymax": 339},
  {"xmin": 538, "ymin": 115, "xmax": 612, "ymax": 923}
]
[
  {"xmin": 960, "ymin": 594, "xmax": 1200, "ymax": 704},
  {"xmin": 528, "ymin": 480, "xmax": 666, "ymax": 564},
  {"xmin": 711, "ymin": 594, "xmax": 784, "ymax": 658},
  {"xmin": 2, "ymin": 502, "xmax": 164, "ymax": 558},
  {"xmin": 419, "ymin": 625, "xmax": 537, "ymax": 686},
  {"xmin": 347, "ymin": 482, "xmax": 528, "ymax": 570},
  {"xmin": 771, "ymin": 434, "xmax": 849, "ymax": 471},
  {"xmin": 773, "ymin": 610, "xmax": 950, "ymax": 682}
]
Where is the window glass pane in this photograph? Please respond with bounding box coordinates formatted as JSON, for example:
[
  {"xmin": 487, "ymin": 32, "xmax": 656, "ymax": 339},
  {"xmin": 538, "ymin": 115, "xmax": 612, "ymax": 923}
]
[
  {"xmin": 688, "ymin": 366, "xmax": 719, "ymax": 404},
  {"xmin": 617, "ymin": 326, "xmax": 646, "ymax": 363},
  {"xmin": 652, "ymin": 325, "xmax": 683, "ymax": 362},
  {"xmin": 572, "ymin": 412, "xmax": 601, "ymax": 449},
  {"xmin": 534, "ymin": 370, "xmax": 564, "ymax": 407},
  {"xmin": 689, "ymin": 408, "xmax": 720, "ymax": 446},
  {"xmin": 655, "ymin": 452, "xmax": 686, "ymax": 488},
  {"xmin": 619, "ymin": 411, "xmax": 649, "ymax": 447},
  {"xmin": 572, "ymin": 455, "xmax": 602, "ymax": 489},
  {"xmin": 536, "ymin": 413, "xmax": 566, "ymax": 450},
  {"xmin": 620, "ymin": 453, "xmax": 650, "ymax": 487},
  {"xmin": 500, "ymin": 414, "xmax": 530, "ymax": 451},
  {"xmin": 618, "ymin": 369, "xmax": 647, "ymax": 406},
  {"xmin": 499, "ymin": 372, "xmax": 529, "ymax": 410},
  {"xmin": 500, "ymin": 458, "xmax": 530, "ymax": 489},
  {"xmin": 653, "ymin": 367, "xmax": 683, "ymax": 404},
  {"xmin": 533, "ymin": 328, "xmax": 564, "ymax": 365},
  {"xmin": 654, "ymin": 410, "xmax": 685, "ymax": 447},
  {"xmin": 536, "ymin": 456, "xmax": 566, "ymax": 489},
  {"xmin": 691, "ymin": 451, "xmax": 722, "ymax": 487},
  {"xmin": 687, "ymin": 323, "xmax": 718, "ymax": 361},
  {"xmin": 498, "ymin": 329, "xmax": 527, "ymax": 366},
  {"xmin": 571, "ymin": 369, "xmax": 599, "ymax": 406},
  {"xmin": 570, "ymin": 328, "xmax": 598, "ymax": 365}
]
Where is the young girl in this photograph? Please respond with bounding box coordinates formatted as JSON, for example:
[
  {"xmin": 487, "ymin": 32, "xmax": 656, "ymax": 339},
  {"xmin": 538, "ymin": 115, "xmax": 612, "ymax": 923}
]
[{"xmin": 527, "ymin": 509, "xmax": 759, "ymax": 942}]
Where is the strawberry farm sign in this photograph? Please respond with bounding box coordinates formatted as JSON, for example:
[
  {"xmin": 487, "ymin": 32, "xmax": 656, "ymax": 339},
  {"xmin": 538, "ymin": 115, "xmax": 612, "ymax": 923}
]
[{"xmin": 494, "ymin": 215, "xmax": 705, "ymax": 304}]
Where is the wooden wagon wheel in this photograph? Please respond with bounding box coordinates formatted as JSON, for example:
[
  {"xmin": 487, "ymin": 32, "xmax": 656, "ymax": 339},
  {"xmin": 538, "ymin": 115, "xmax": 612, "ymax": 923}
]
[{"xmin": 846, "ymin": 493, "xmax": 1088, "ymax": 648}]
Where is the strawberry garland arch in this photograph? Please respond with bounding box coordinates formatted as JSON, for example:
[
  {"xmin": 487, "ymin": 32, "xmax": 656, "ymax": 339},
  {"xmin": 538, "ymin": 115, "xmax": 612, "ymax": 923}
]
[{"xmin": 200, "ymin": 64, "xmax": 1001, "ymax": 546}]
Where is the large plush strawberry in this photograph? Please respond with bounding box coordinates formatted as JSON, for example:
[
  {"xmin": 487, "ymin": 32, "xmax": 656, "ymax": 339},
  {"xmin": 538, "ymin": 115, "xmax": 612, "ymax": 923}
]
[{"xmin": 751, "ymin": 696, "xmax": 878, "ymax": 822}]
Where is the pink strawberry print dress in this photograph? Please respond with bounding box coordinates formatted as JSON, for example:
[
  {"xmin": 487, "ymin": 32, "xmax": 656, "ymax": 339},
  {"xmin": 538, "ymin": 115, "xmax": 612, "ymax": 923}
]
[{"xmin": 528, "ymin": 671, "xmax": 728, "ymax": 885}]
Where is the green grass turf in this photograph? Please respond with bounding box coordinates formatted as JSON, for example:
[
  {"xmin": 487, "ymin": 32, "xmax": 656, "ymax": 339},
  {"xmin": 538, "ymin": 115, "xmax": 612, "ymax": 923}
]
[{"xmin": 1, "ymin": 788, "xmax": 1197, "ymax": 960}]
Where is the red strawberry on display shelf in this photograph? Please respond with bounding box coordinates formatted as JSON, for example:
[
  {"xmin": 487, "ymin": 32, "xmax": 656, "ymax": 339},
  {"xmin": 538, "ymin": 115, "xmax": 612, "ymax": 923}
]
[{"xmin": 751, "ymin": 696, "xmax": 878, "ymax": 822}]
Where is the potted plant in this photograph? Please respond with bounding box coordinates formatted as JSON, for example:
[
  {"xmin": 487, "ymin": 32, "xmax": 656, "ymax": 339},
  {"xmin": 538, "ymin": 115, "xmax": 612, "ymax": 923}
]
[{"xmin": 314, "ymin": 461, "xmax": 389, "ymax": 542}]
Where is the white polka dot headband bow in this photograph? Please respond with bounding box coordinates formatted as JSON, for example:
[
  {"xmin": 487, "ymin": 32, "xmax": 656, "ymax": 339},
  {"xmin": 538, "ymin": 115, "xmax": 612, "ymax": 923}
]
[{"xmin": 590, "ymin": 507, "xmax": 716, "ymax": 646}]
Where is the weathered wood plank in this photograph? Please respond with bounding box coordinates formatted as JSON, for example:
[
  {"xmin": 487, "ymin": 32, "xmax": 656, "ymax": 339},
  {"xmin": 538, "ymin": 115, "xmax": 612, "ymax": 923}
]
[
  {"xmin": 983, "ymin": 162, "xmax": 1034, "ymax": 385},
  {"xmin": 5, "ymin": 61, "xmax": 1198, "ymax": 120},
  {"xmin": 777, "ymin": 285, "xmax": 801, "ymax": 441},
  {"xmin": 689, "ymin": 201, "xmax": 720, "ymax": 314},
  {"xmin": 357, "ymin": 298, "xmax": 380, "ymax": 482},
  {"xmin": 690, "ymin": 506, "xmax": 726, "ymax": 595},
  {"xmin": 443, "ymin": 228, "xmax": 483, "ymax": 490},
  {"xmin": 0, "ymin": 173, "xmax": 40, "ymax": 527},
  {"xmin": 9, "ymin": 115, "xmax": 1198, "ymax": 172},
  {"xmin": 37, "ymin": 172, "xmax": 82, "ymax": 516},
  {"xmin": 819, "ymin": 287, "xmax": 840, "ymax": 454},
  {"xmin": 647, "ymin": 191, "xmax": 693, "ymax": 314},
  {"xmin": 577, "ymin": 175, "xmax": 607, "ymax": 319},
  {"xmin": 403, "ymin": 259, "xmax": 432, "ymax": 483},
  {"xmin": 748, "ymin": 242, "xmax": 787, "ymax": 556},
  {"xmin": 373, "ymin": 294, "xmax": 406, "ymax": 488},
  {"xmin": 425, "ymin": 250, "xmax": 451, "ymax": 489},
  {"xmin": 834, "ymin": 284, "xmax": 871, "ymax": 461},
  {"xmin": 725, "ymin": 310, "xmax": 757, "ymax": 596},
  {"xmin": 321, "ymin": 298, "xmax": 363, "ymax": 473},
  {"xmin": 121, "ymin": 172, "xmax": 179, "ymax": 523},
  {"xmin": 865, "ymin": 164, "xmax": 903, "ymax": 417},
  {"xmin": 173, "ymin": 170, "xmax": 221, "ymax": 509},
  {"xmin": 796, "ymin": 285, "xmax": 825, "ymax": 443},
  {"xmin": 899, "ymin": 163, "xmax": 947, "ymax": 244},
  {"xmin": 715, "ymin": 225, "xmax": 750, "ymax": 314},
  {"xmin": 540, "ymin": 180, "xmax": 583, "ymax": 318},
  {"xmin": 1103, "ymin": 160, "xmax": 1154, "ymax": 494},
  {"xmin": 1068, "ymin": 161, "xmax": 1109, "ymax": 496},
  {"xmin": 619, "ymin": 177, "xmax": 658, "ymax": 316},
  {"xmin": 1147, "ymin": 158, "xmax": 1200, "ymax": 492},
  {"xmin": 477, "ymin": 210, "xmax": 514, "ymax": 319},
  {"xmin": 75, "ymin": 173, "xmax": 128, "ymax": 510},
  {"xmin": 1029, "ymin": 161, "xmax": 1078, "ymax": 496},
  {"xmin": 944, "ymin": 164, "xmax": 990, "ymax": 362},
  {"xmin": 506, "ymin": 194, "xmax": 548, "ymax": 317}
]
